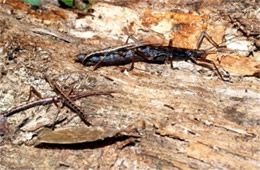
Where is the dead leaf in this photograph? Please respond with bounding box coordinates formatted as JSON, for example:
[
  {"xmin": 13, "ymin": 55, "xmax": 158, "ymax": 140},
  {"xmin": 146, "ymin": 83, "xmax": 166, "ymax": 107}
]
[{"xmin": 35, "ymin": 126, "xmax": 122, "ymax": 145}]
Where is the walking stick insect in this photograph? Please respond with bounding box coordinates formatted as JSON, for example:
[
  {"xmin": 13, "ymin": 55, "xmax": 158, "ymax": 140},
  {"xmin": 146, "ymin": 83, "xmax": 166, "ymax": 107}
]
[
  {"xmin": 0, "ymin": 79, "xmax": 116, "ymax": 134},
  {"xmin": 76, "ymin": 31, "xmax": 229, "ymax": 81}
]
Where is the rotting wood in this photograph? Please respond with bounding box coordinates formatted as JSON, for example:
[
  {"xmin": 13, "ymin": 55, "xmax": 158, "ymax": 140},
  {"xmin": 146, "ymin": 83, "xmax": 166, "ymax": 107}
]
[{"xmin": 0, "ymin": 0, "xmax": 260, "ymax": 169}]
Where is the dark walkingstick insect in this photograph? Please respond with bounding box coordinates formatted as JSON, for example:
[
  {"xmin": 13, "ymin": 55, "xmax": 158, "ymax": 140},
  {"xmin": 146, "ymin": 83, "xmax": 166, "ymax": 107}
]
[{"xmin": 76, "ymin": 31, "xmax": 229, "ymax": 81}]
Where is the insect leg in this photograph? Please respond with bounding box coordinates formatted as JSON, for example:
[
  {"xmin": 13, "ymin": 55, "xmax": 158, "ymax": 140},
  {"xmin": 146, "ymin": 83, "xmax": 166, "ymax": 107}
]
[
  {"xmin": 196, "ymin": 31, "xmax": 219, "ymax": 50},
  {"xmin": 189, "ymin": 57, "xmax": 227, "ymax": 81},
  {"xmin": 27, "ymin": 86, "xmax": 43, "ymax": 101},
  {"xmin": 125, "ymin": 35, "xmax": 139, "ymax": 44},
  {"xmin": 28, "ymin": 86, "xmax": 61, "ymax": 109},
  {"xmin": 169, "ymin": 57, "xmax": 175, "ymax": 69},
  {"xmin": 126, "ymin": 48, "xmax": 150, "ymax": 71},
  {"xmin": 93, "ymin": 54, "xmax": 107, "ymax": 70},
  {"xmin": 127, "ymin": 48, "xmax": 154, "ymax": 71},
  {"xmin": 135, "ymin": 49, "xmax": 149, "ymax": 60},
  {"xmin": 128, "ymin": 51, "xmax": 136, "ymax": 71}
]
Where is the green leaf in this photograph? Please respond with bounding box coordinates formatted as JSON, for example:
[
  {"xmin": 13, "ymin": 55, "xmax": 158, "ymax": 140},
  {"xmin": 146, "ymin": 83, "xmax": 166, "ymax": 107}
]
[
  {"xmin": 22, "ymin": 0, "xmax": 41, "ymax": 6},
  {"xmin": 61, "ymin": 0, "xmax": 74, "ymax": 7}
]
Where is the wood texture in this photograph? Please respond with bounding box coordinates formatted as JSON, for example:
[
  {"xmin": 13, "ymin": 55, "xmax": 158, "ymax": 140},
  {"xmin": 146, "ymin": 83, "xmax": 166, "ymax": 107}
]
[{"xmin": 0, "ymin": 0, "xmax": 260, "ymax": 169}]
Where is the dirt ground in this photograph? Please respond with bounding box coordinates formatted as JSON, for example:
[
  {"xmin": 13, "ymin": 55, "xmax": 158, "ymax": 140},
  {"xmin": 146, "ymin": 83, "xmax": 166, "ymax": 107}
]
[{"xmin": 0, "ymin": 0, "xmax": 260, "ymax": 169}]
